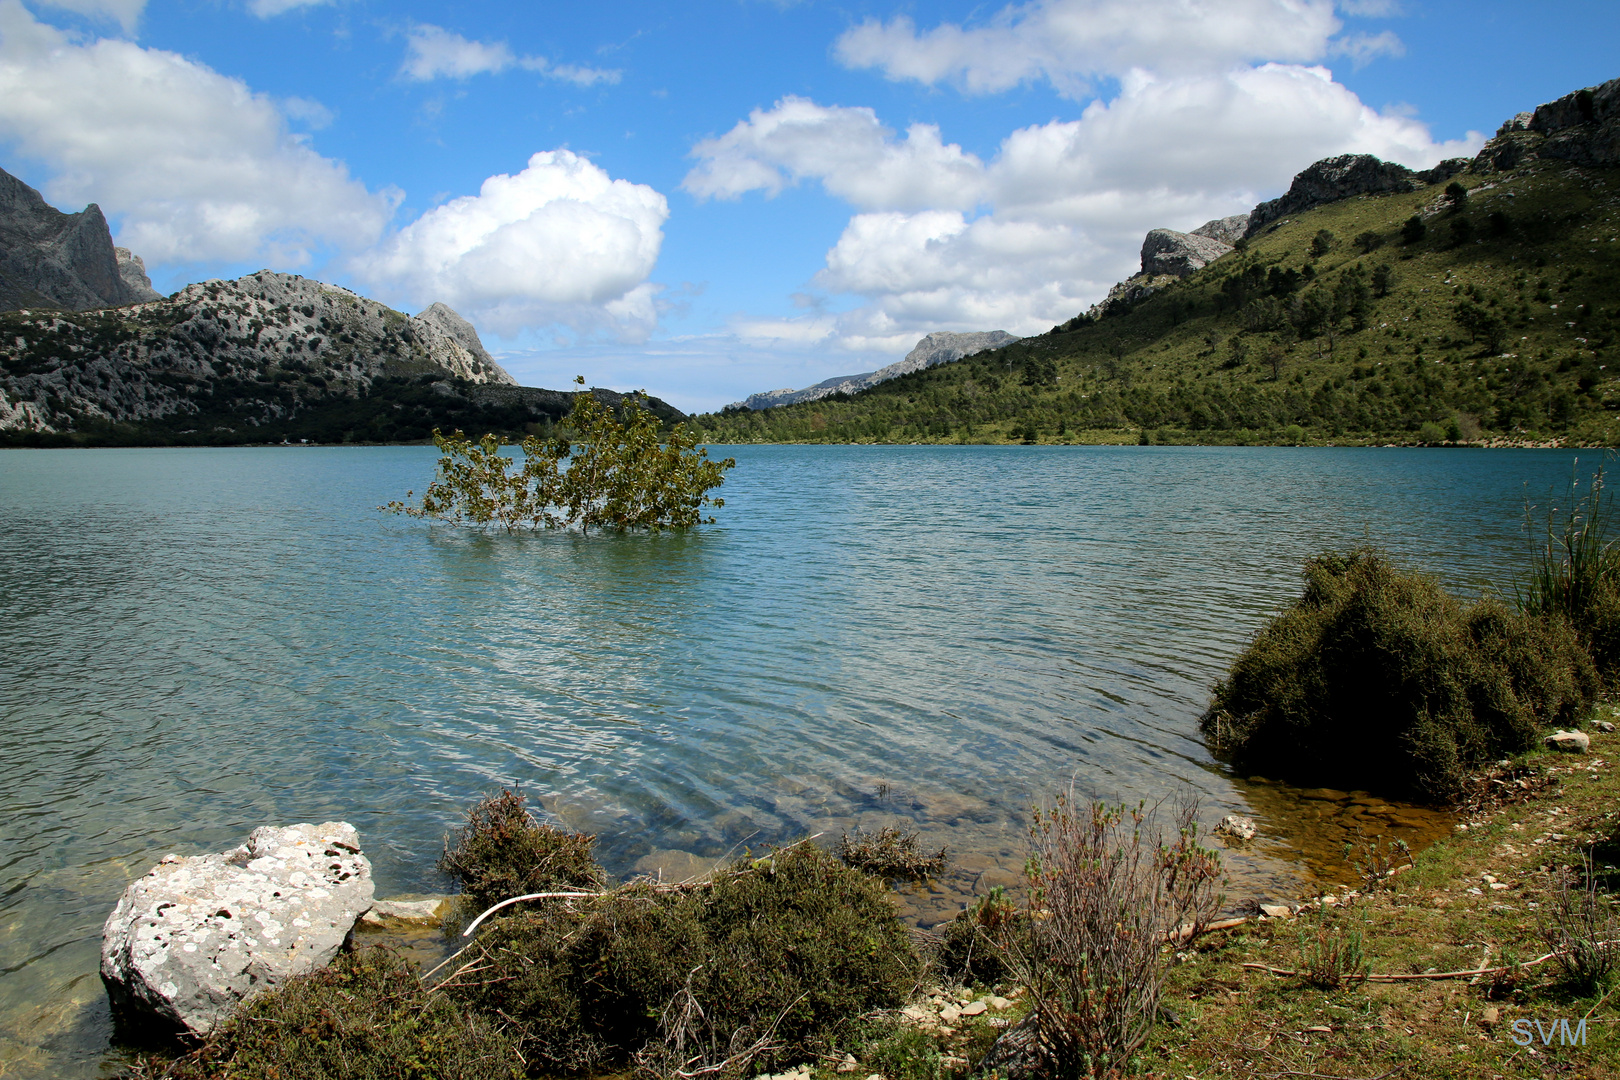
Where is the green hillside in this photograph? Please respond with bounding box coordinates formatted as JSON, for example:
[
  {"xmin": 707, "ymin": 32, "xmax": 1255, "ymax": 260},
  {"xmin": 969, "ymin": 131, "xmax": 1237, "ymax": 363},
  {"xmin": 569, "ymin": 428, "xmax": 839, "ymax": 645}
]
[{"xmin": 695, "ymin": 160, "xmax": 1620, "ymax": 447}]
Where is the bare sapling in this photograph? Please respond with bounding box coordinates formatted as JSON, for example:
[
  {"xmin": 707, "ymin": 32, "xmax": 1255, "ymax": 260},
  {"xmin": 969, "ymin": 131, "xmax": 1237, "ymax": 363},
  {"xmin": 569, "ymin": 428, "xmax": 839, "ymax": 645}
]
[{"xmin": 1016, "ymin": 790, "xmax": 1224, "ymax": 1078}]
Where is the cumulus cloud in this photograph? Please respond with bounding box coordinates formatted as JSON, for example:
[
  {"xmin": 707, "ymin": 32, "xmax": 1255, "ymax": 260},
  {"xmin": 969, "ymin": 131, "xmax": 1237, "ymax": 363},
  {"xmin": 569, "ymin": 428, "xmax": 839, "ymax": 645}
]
[
  {"xmin": 0, "ymin": 0, "xmax": 395, "ymax": 265},
  {"xmin": 834, "ymin": 0, "xmax": 1409, "ymax": 99},
  {"xmin": 400, "ymin": 24, "xmax": 620, "ymax": 86},
  {"xmin": 683, "ymin": 96, "xmax": 986, "ymax": 211},
  {"xmin": 350, "ymin": 150, "xmax": 668, "ymax": 341},
  {"xmin": 835, "ymin": 0, "xmax": 1350, "ymax": 96},
  {"xmin": 690, "ymin": 64, "xmax": 1482, "ymax": 351}
]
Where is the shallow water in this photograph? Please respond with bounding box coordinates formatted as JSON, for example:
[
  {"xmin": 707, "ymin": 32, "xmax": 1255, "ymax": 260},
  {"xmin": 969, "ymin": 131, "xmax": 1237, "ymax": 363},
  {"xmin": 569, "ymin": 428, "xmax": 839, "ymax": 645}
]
[{"xmin": 0, "ymin": 443, "xmax": 1600, "ymax": 1075}]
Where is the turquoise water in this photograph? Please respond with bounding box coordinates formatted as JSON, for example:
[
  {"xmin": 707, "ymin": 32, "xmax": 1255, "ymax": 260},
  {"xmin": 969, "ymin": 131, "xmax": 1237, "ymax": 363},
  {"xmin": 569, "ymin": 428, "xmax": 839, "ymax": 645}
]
[{"xmin": 0, "ymin": 444, "xmax": 1600, "ymax": 1075}]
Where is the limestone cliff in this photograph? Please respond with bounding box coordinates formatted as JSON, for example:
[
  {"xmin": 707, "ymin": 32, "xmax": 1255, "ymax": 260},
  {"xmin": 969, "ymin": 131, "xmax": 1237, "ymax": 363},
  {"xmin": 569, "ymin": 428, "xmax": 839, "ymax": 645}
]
[
  {"xmin": 0, "ymin": 166, "xmax": 158, "ymax": 311},
  {"xmin": 1471, "ymin": 78, "xmax": 1620, "ymax": 173}
]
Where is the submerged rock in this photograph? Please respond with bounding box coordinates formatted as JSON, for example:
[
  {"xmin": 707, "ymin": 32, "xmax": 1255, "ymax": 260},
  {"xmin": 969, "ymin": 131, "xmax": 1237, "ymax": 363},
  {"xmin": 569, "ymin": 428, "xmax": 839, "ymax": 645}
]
[
  {"xmin": 1214, "ymin": 814, "xmax": 1258, "ymax": 842},
  {"xmin": 101, "ymin": 822, "xmax": 373, "ymax": 1035}
]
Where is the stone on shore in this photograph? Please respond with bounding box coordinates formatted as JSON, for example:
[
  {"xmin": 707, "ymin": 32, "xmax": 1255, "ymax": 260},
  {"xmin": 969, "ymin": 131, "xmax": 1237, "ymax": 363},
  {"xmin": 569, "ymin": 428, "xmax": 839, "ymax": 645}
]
[
  {"xmin": 1546, "ymin": 729, "xmax": 1591, "ymax": 754},
  {"xmin": 100, "ymin": 822, "xmax": 374, "ymax": 1035}
]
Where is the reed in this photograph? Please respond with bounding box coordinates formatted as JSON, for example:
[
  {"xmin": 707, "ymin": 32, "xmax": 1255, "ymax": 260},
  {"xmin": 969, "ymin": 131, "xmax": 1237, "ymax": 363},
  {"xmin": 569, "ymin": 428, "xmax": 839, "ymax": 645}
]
[{"xmin": 1518, "ymin": 462, "xmax": 1620, "ymax": 680}]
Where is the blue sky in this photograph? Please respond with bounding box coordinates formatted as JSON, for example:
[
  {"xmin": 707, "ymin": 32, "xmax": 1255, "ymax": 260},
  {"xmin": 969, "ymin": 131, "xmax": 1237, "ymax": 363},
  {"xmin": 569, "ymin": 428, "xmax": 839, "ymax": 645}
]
[{"xmin": 0, "ymin": 0, "xmax": 1615, "ymax": 411}]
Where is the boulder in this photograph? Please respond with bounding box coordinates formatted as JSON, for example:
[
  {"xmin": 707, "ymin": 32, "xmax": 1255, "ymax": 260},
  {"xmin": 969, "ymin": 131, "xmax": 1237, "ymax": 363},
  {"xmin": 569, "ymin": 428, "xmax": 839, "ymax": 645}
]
[
  {"xmin": 1545, "ymin": 729, "xmax": 1591, "ymax": 754},
  {"xmin": 101, "ymin": 822, "xmax": 374, "ymax": 1035},
  {"xmin": 1140, "ymin": 228, "xmax": 1233, "ymax": 278},
  {"xmin": 1214, "ymin": 814, "xmax": 1257, "ymax": 842}
]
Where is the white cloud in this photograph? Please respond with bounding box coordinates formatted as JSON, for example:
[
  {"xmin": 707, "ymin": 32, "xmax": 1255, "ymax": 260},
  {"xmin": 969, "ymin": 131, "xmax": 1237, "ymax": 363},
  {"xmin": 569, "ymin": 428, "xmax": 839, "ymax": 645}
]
[
  {"xmin": 544, "ymin": 62, "xmax": 620, "ymax": 87},
  {"xmin": 834, "ymin": 0, "xmax": 1348, "ymax": 97},
  {"xmin": 688, "ymin": 66, "xmax": 1482, "ymax": 350},
  {"xmin": 1330, "ymin": 29, "xmax": 1404, "ymax": 68},
  {"xmin": 400, "ymin": 24, "xmax": 620, "ymax": 86},
  {"xmin": 33, "ymin": 0, "xmax": 142, "ymax": 32},
  {"xmin": 0, "ymin": 0, "xmax": 396, "ymax": 265},
  {"xmin": 350, "ymin": 150, "xmax": 668, "ymax": 341},
  {"xmin": 1337, "ymin": 0, "xmax": 1402, "ymax": 14},
  {"xmin": 683, "ymin": 96, "xmax": 986, "ymax": 211},
  {"xmin": 247, "ymin": 0, "xmax": 330, "ymax": 18},
  {"xmin": 401, "ymin": 24, "xmax": 515, "ymax": 80}
]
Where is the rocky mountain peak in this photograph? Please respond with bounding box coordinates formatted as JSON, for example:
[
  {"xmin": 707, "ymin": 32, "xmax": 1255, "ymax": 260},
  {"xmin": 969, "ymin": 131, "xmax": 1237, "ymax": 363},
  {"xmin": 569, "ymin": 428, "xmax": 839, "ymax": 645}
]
[{"xmin": 0, "ymin": 165, "xmax": 156, "ymax": 311}]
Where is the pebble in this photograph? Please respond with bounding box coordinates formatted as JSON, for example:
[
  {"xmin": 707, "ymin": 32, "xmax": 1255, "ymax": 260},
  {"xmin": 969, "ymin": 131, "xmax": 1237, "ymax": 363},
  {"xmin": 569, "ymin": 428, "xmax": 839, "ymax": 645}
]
[
  {"xmin": 989, "ymin": 995, "xmax": 1012, "ymax": 1010},
  {"xmin": 1259, "ymin": 903, "xmax": 1292, "ymax": 918},
  {"xmin": 959, "ymin": 1000, "xmax": 987, "ymax": 1017}
]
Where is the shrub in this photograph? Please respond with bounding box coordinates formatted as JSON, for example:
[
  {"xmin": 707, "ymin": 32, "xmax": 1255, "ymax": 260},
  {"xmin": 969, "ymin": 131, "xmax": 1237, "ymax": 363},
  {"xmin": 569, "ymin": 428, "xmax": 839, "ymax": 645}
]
[
  {"xmin": 937, "ymin": 886, "xmax": 1024, "ymax": 987},
  {"xmin": 1201, "ymin": 548, "xmax": 1597, "ymax": 799},
  {"xmin": 1310, "ymin": 229, "xmax": 1336, "ymax": 258},
  {"xmin": 134, "ymin": 949, "xmax": 519, "ymax": 1080},
  {"xmin": 1353, "ymin": 230, "xmax": 1383, "ymax": 254},
  {"xmin": 385, "ymin": 378, "xmax": 734, "ymax": 532},
  {"xmin": 1539, "ymin": 850, "xmax": 1619, "ymax": 994},
  {"xmin": 453, "ymin": 843, "xmax": 922, "ymax": 1076},
  {"xmin": 1401, "ymin": 215, "xmax": 1427, "ymax": 245},
  {"xmin": 1014, "ymin": 795, "xmax": 1222, "ymax": 1079},
  {"xmin": 1418, "ymin": 420, "xmax": 1447, "ymax": 444},
  {"xmin": 437, "ymin": 790, "xmax": 605, "ymax": 915},
  {"xmin": 837, "ymin": 826, "xmax": 948, "ymax": 882}
]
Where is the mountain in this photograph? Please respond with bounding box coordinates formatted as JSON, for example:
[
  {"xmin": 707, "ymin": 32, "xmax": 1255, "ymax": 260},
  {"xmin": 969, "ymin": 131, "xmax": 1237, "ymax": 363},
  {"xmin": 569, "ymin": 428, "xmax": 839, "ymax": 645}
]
[
  {"xmin": 731, "ymin": 330, "xmax": 1020, "ymax": 411},
  {"xmin": 0, "ymin": 166, "xmax": 686, "ymax": 445},
  {"xmin": 0, "ymin": 166, "xmax": 161, "ymax": 312},
  {"xmin": 695, "ymin": 78, "xmax": 1620, "ymax": 447},
  {"xmin": 0, "ymin": 267, "xmax": 685, "ymax": 445}
]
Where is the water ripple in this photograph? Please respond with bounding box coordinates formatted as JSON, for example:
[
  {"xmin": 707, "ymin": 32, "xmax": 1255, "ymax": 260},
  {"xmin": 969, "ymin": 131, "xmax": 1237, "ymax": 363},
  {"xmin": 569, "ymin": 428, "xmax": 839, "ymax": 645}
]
[{"xmin": 0, "ymin": 443, "xmax": 1598, "ymax": 1076}]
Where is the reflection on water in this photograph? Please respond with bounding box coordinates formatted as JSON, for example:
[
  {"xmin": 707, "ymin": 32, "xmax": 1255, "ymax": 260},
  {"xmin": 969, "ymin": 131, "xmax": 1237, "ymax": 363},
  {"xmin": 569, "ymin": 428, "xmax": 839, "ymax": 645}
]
[{"xmin": 0, "ymin": 444, "xmax": 1598, "ymax": 1076}]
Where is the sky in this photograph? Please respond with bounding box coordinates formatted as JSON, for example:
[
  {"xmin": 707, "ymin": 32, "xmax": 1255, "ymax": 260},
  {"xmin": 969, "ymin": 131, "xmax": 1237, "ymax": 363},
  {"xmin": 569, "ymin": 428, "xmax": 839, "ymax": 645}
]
[{"xmin": 0, "ymin": 0, "xmax": 1616, "ymax": 412}]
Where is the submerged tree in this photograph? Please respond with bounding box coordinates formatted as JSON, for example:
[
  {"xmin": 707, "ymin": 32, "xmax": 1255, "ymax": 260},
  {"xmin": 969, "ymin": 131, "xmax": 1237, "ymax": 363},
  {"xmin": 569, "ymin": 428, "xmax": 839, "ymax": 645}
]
[{"xmin": 385, "ymin": 378, "xmax": 735, "ymax": 532}]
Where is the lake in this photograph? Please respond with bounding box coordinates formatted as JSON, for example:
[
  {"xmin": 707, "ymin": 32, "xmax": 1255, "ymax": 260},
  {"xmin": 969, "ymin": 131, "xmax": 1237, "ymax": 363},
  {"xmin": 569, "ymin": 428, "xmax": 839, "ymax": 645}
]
[{"xmin": 0, "ymin": 443, "xmax": 1601, "ymax": 1076}]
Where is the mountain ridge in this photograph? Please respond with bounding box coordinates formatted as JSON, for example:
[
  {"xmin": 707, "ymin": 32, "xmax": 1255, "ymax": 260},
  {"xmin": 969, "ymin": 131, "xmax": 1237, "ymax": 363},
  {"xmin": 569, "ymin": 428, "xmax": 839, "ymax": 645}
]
[{"xmin": 731, "ymin": 330, "xmax": 1021, "ymax": 411}]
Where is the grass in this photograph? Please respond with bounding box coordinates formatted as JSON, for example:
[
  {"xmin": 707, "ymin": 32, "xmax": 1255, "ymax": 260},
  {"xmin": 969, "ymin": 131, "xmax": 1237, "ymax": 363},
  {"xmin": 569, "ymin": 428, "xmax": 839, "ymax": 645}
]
[
  {"xmin": 694, "ymin": 158, "xmax": 1620, "ymax": 447},
  {"xmin": 1521, "ymin": 464, "xmax": 1620, "ymax": 682}
]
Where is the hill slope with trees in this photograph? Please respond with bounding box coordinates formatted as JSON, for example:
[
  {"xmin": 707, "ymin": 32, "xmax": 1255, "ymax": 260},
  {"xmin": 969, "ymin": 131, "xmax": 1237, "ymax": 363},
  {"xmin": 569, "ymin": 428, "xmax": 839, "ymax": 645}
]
[{"xmin": 696, "ymin": 82, "xmax": 1620, "ymax": 448}]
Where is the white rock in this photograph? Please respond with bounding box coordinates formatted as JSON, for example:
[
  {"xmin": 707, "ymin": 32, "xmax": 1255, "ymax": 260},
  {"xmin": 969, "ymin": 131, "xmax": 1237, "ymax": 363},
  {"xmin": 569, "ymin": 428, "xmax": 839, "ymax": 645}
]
[
  {"xmin": 1546, "ymin": 730, "xmax": 1591, "ymax": 754},
  {"xmin": 959, "ymin": 1000, "xmax": 988, "ymax": 1017},
  {"xmin": 358, "ymin": 896, "xmax": 450, "ymax": 925},
  {"xmin": 1215, "ymin": 815, "xmax": 1258, "ymax": 842},
  {"xmin": 101, "ymin": 822, "xmax": 373, "ymax": 1035},
  {"xmin": 1258, "ymin": 903, "xmax": 1292, "ymax": 919}
]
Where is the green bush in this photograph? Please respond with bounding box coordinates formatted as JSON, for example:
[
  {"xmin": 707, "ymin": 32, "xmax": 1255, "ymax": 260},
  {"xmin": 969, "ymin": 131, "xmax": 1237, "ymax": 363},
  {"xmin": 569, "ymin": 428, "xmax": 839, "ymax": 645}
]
[
  {"xmin": 437, "ymin": 790, "xmax": 605, "ymax": 915},
  {"xmin": 1201, "ymin": 548, "xmax": 1597, "ymax": 799},
  {"xmin": 453, "ymin": 843, "xmax": 921, "ymax": 1075},
  {"xmin": 137, "ymin": 950, "xmax": 519, "ymax": 1080}
]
